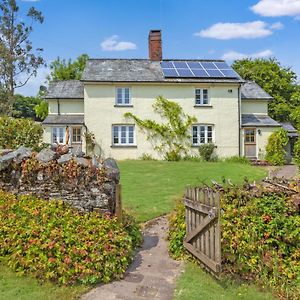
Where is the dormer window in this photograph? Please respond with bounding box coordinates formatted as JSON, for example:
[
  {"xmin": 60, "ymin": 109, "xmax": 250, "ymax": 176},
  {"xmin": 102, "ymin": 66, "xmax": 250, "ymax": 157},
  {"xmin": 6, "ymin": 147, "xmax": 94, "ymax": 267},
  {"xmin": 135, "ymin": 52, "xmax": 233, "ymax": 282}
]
[
  {"xmin": 116, "ymin": 87, "xmax": 131, "ymax": 106},
  {"xmin": 195, "ymin": 88, "xmax": 209, "ymax": 105}
]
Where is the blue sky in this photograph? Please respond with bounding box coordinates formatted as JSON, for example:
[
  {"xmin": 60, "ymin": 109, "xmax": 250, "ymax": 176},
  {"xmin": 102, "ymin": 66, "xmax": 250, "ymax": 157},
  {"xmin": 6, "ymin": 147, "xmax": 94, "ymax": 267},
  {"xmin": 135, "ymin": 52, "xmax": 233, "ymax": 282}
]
[{"xmin": 17, "ymin": 0, "xmax": 300, "ymax": 95}]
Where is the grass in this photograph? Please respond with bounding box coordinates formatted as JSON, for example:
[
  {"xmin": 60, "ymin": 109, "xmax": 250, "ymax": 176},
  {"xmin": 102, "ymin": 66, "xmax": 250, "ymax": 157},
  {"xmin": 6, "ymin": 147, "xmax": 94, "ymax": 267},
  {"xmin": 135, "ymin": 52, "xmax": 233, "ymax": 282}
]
[
  {"xmin": 0, "ymin": 261, "xmax": 89, "ymax": 300},
  {"xmin": 175, "ymin": 262, "xmax": 274, "ymax": 300},
  {"xmin": 119, "ymin": 160, "xmax": 266, "ymax": 222}
]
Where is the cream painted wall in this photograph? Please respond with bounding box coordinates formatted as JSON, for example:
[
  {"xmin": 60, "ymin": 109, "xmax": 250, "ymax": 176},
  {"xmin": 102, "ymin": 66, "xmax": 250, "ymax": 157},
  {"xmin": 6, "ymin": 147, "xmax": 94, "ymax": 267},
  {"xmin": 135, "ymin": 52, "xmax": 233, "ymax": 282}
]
[
  {"xmin": 84, "ymin": 83, "xmax": 240, "ymax": 160},
  {"xmin": 241, "ymin": 126, "xmax": 279, "ymax": 159},
  {"xmin": 48, "ymin": 99, "xmax": 84, "ymax": 115},
  {"xmin": 42, "ymin": 125, "xmax": 86, "ymax": 152},
  {"xmin": 241, "ymin": 100, "xmax": 268, "ymax": 114}
]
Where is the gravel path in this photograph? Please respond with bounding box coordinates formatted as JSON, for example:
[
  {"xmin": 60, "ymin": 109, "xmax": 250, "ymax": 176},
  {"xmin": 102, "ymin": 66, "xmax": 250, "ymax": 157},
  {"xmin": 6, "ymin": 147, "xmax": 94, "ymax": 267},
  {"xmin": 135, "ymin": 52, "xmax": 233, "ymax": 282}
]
[
  {"xmin": 275, "ymin": 164, "xmax": 298, "ymax": 179},
  {"xmin": 81, "ymin": 216, "xmax": 182, "ymax": 300}
]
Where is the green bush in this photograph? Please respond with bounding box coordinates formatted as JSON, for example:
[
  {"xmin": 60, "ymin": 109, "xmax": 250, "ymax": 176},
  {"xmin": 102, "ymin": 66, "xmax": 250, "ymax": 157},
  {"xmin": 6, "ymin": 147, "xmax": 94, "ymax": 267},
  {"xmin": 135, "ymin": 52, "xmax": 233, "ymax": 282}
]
[
  {"xmin": 265, "ymin": 129, "xmax": 288, "ymax": 165},
  {"xmin": 168, "ymin": 185, "xmax": 300, "ymax": 299},
  {"xmin": 224, "ymin": 156, "xmax": 250, "ymax": 164},
  {"xmin": 0, "ymin": 190, "xmax": 141, "ymax": 285},
  {"xmin": 0, "ymin": 117, "xmax": 43, "ymax": 150},
  {"xmin": 293, "ymin": 136, "xmax": 300, "ymax": 170},
  {"xmin": 198, "ymin": 143, "xmax": 215, "ymax": 161},
  {"xmin": 139, "ymin": 153, "xmax": 156, "ymax": 161},
  {"xmin": 168, "ymin": 200, "xmax": 188, "ymax": 259}
]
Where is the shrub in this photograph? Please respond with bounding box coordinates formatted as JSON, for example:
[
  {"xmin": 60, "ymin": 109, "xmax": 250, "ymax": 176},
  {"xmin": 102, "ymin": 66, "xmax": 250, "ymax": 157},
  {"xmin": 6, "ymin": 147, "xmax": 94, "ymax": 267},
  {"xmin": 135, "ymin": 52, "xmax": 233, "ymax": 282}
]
[
  {"xmin": 224, "ymin": 156, "xmax": 250, "ymax": 164},
  {"xmin": 265, "ymin": 128, "xmax": 288, "ymax": 165},
  {"xmin": 168, "ymin": 200, "xmax": 187, "ymax": 259},
  {"xmin": 293, "ymin": 136, "xmax": 300, "ymax": 170},
  {"xmin": 198, "ymin": 143, "xmax": 215, "ymax": 161},
  {"xmin": 168, "ymin": 185, "xmax": 300, "ymax": 299},
  {"xmin": 140, "ymin": 153, "xmax": 156, "ymax": 161},
  {"xmin": 0, "ymin": 117, "xmax": 43, "ymax": 150},
  {"xmin": 0, "ymin": 190, "xmax": 141, "ymax": 285}
]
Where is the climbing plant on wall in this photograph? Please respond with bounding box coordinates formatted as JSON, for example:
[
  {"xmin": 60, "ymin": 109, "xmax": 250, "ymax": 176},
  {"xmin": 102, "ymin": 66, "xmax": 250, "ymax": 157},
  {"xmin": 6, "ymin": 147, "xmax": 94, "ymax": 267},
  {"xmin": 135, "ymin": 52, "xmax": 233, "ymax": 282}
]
[{"xmin": 124, "ymin": 96, "xmax": 196, "ymax": 161}]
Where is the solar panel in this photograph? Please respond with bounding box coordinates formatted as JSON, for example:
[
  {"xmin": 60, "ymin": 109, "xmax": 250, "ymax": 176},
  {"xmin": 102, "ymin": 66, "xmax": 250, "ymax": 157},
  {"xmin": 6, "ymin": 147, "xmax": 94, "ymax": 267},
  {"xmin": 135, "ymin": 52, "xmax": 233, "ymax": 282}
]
[
  {"xmin": 220, "ymin": 69, "xmax": 239, "ymax": 78},
  {"xmin": 161, "ymin": 61, "xmax": 174, "ymax": 68},
  {"xmin": 191, "ymin": 69, "xmax": 209, "ymax": 77},
  {"xmin": 214, "ymin": 62, "xmax": 230, "ymax": 69},
  {"xmin": 173, "ymin": 61, "xmax": 188, "ymax": 68},
  {"xmin": 177, "ymin": 68, "xmax": 194, "ymax": 77},
  {"xmin": 161, "ymin": 61, "xmax": 239, "ymax": 79},
  {"xmin": 161, "ymin": 68, "xmax": 178, "ymax": 77},
  {"xmin": 206, "ymin": 69, "xmax": 224, "ymax": 77},
  {"xmin": 201, "ymin": 62, "xmax": 217, "ymax": 69},
  {"xmin": 187, "ymin": 62, "xmax": 203, "ymax": 69}
]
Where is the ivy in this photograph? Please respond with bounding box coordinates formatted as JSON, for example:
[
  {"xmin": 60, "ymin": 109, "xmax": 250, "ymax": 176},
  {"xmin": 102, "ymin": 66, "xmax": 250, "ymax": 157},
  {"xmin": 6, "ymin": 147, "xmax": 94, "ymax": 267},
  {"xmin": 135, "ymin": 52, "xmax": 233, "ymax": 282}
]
[
  {"xmin": 124, "ymin": 96, "xmax": 196, "ymax": 161},
  {"xmin": 265, "ymin": 128, "xmax": 288, "ymax": 165}
]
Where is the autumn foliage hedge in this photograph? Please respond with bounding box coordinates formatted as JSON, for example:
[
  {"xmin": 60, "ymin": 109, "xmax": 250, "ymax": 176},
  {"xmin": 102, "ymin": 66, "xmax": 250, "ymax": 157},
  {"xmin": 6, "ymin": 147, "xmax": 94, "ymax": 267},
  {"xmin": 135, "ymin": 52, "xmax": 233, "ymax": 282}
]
[
  {"xmin": 0, "ymin": 190, "xmax": 141, "ymax": 285},
  {"xmin": 0, "ymin": 117, "xmax": 43, "ymax": 150},
  {"xmin": 168, "ymin": 185, "xmax": 300, "ymax": 299}
]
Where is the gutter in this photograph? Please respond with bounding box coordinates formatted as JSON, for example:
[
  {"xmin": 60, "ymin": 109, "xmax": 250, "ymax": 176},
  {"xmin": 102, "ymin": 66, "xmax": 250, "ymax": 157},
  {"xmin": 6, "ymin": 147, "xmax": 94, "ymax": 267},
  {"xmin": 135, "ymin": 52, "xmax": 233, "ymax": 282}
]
[{"xmin": 238, "ymin": 85, "xmax": 242, "ymax": 157}]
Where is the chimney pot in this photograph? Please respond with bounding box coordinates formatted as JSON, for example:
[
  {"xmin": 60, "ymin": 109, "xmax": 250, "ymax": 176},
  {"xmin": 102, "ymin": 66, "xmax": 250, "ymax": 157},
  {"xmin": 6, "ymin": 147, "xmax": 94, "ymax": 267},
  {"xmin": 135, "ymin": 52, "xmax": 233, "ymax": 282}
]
[{"xmin": 148, "ymin": 30, "xmax": 162, "ymax": 61}]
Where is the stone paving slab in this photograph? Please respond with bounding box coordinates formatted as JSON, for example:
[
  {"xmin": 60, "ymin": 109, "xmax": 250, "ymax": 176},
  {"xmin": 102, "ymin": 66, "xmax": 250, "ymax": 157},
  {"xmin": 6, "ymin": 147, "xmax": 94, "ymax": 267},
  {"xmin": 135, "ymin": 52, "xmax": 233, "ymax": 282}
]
[{"xmin": 81, "ymin": 216, "xmax": 182, "ymax": 300}]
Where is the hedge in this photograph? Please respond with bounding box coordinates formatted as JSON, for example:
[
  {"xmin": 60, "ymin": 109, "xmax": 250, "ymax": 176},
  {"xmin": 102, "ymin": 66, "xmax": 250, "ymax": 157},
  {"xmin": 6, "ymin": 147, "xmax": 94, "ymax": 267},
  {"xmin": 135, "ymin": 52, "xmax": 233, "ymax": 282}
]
[
  {"xmin": 0, "ymin": 117, "xmax": 43, "ymax": 150},
  {"xmin": 0, "ymin": 190, "xmax": 141, "ymax": 285},
  {"xmin": 168, "ymin": 186, "xmax": 300, "ymax": 299}
]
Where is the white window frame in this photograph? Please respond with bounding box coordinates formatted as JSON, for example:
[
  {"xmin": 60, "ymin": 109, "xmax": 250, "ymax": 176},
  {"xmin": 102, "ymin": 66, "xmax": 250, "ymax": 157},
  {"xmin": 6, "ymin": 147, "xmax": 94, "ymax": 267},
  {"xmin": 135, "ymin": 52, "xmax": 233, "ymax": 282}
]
[
  {"xmin": 72, "ymin": 127, "xmax": 82, "ymax": 144},
  {"xmin": 195, "ymin": 88, "xmax": 210, "ymax": 105},
  {"xmin": 115, "ymin": 87, "xmax": 131, "ymax": 106},
  {"xmin": 52, "ymin": 127, "xmax": 66, "ymax": 144},
  {"xmin": 192, "ymin": 124, "xmax": 214, "ymax": 145},
  {"xmin": 112, "ymin": 125, "xmax": 135, "ymax": 146}
]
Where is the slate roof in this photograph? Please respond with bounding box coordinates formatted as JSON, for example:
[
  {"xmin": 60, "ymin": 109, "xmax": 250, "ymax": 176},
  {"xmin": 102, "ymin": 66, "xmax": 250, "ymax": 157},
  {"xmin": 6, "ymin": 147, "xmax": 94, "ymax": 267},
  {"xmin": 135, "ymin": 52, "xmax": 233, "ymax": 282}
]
[
  {"xmin": 280, "ymin": 122, "xmax": 299, "ymax": 137},
  {"xmin": 241, "ymin": 81, "xmax": 272, "ymax": 100},
  {"xmin": 241, "ymin": 114, "xmax": 280, "ymax": 127},
  {"xmin": 81, "ymin": 59, "xmax": 243, "ymax": 84},
  {"xmin": 45, "ymin": 80, "xmax": 84, "ymax": 99},
  {"xmin": 43, "ymin": 115, "xmax": 84, "ymax": 125}
]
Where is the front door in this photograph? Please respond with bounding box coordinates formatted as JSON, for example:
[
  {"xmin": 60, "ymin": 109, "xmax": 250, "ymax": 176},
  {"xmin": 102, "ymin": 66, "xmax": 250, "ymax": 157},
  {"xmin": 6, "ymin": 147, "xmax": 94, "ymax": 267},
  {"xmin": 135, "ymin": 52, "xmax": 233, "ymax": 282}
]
[
  {"xmin": 244, "ymin": 128, "xmax": 257, "ymax": 159},
  {"xmin": 70, "ymin": 127, "xmax": 83, "ymax": 154}
]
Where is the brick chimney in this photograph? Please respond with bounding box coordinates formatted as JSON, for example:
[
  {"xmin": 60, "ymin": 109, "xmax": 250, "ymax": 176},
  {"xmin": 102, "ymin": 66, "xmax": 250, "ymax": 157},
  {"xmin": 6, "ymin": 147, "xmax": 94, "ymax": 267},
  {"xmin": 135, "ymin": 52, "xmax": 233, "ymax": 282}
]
[{"xmin": 148, "ymin": 30, "xmax": 162, "ymax": 61}]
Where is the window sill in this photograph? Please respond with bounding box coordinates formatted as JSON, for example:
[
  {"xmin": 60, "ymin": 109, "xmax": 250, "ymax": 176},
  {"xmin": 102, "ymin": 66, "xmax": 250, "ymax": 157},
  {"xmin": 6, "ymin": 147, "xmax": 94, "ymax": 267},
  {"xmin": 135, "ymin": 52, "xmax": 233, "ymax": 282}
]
[
  {"xmin": 192, "ymin": 145, "xmax": 217, "ymax": 148},
  {"xmin": 114, "ymin": 105, "xmax": 134, "ymax": 108},
  {"xmin": 111, "ymin": 145, "xmax": 137, "ymax": 148},
  {"xmin": 194, "ymin": 105, "xmax": 213, "ymax": 108}
]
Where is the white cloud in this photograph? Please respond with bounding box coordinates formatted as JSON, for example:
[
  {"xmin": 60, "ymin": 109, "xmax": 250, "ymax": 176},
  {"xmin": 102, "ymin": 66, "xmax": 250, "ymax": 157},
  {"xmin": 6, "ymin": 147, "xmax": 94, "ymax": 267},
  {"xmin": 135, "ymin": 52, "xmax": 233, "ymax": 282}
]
[
  {"xmin": 222, "ymin": 49, "xmax": 274, "ymax": 61},
  {"xmin": 100, "ymin": 35, "xmax": 137, "ymax": 51},
  {"xmin": 16, "ymin": 66, "xmax": 49, "ymax": 96},
  {"xmin": 195, "ymin": 21, "xmax": 273, "ymax": 40},
  {"xmin": 251, "ymin": 0, "xmax": 300, "ymax": 17},
  {"xmin": 270, "ymin": 22, "xmax": 284, "ymax": 29}
]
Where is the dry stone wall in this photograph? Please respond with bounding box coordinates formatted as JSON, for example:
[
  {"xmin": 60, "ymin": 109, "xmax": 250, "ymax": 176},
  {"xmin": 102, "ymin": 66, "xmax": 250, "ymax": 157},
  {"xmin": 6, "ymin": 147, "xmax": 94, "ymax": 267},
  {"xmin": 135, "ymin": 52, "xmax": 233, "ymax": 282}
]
[{"xmin": 0, "ymin": 147, "xmax": 120, "ymax": 214}]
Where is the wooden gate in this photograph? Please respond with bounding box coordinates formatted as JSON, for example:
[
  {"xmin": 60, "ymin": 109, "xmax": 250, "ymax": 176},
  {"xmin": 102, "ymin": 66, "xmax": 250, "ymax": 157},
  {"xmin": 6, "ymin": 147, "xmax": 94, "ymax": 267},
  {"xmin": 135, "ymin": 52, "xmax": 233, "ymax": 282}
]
[{"xmin": 183, "ymin": 187, "xmax": 221, "ymax": 275}]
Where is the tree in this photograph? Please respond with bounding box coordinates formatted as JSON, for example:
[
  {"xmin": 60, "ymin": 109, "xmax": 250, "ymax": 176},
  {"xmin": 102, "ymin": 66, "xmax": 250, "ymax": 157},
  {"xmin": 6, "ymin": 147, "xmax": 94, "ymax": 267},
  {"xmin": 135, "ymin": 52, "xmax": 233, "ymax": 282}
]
[
  {"xmin": 124, "ymin": 96, "xmax": 197, "ymax": 161},
  {"xmin": 0, "ymin": 0, "xmax": 45, "ymax": 104},
  {"xmin": 12, "ymin": 94, "xmax": 42, "ymax": 120},
  {"xmin": 34, "ymin": 99, "xmax": 48, "ymax": 121},
  {"xmin": 48, "ymin": 54, "xmax": 89, "ymax": 81},
  {"xmin": 232, "ymin": 58, "xmax": 298, "ymax": 122}
]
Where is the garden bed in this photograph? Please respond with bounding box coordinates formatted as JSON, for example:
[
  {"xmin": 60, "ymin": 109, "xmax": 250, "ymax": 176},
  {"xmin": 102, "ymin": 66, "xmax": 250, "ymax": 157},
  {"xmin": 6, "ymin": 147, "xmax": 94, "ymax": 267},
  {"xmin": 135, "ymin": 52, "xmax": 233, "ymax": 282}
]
[
  {"xmin": 168, "ymin": 179, "xmax": 300, "ymax": 299},
  {"xmin": 0, "ymin": 190, "xmax": 141, "ymax": 285}
]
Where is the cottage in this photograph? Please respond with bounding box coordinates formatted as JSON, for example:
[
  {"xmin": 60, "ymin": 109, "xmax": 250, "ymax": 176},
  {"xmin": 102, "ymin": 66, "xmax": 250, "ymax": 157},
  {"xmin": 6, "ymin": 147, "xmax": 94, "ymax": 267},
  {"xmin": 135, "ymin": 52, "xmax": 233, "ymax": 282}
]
[{"xmin": 43, "ymin": 30, "xmax": 281, "ymax": 160}]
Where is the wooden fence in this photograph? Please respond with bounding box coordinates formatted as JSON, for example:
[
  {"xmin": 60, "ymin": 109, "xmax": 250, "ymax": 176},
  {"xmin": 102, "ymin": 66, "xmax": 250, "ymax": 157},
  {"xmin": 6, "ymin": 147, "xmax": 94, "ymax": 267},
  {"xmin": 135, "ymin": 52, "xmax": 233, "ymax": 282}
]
[{"xmin": 183, "ymin": 187, "xmax": 221, "ymax": 275}]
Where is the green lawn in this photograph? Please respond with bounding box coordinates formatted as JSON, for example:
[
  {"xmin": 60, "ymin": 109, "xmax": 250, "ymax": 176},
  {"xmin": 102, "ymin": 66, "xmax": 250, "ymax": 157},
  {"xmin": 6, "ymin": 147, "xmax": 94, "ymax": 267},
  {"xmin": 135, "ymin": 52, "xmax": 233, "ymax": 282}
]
[
  {"xmin": 119, "ymin": 160, "xmax": 266, "ymax": 222},
  {"xmin": 0, "ymin": 262, "xmax": 89, "ymax": 300},
  {"xmin": 175, "ymin": 262, "xmax": 273, "ymax": 300}
]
